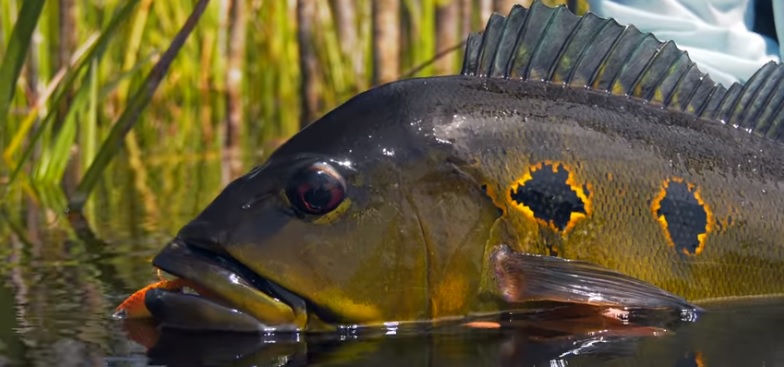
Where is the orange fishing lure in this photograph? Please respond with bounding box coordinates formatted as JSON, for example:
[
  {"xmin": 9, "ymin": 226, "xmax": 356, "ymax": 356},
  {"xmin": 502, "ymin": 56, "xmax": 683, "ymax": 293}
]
[{"xmin": 114, "ymin": 279, "xmax": 188, "ymax": 319}]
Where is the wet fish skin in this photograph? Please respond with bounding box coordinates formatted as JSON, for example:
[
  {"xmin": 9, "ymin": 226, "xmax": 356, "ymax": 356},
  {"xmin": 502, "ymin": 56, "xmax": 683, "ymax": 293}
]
[{"xmin": 139, "ymin": 1, "xmax": 784, "ymax": 331}]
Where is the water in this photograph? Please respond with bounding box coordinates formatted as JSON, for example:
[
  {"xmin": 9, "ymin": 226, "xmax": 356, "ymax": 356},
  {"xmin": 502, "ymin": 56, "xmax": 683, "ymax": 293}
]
[
  {"xmin": 3, "ymin": 269, "xmax": 784, "ymax": 367},
  {"xmin": 122, "ymin": 299, "xmax": 784, "ymax": 367},
  {"xmin": 1, "ymin": 158, "xmax": 784, "ymax": 366}
]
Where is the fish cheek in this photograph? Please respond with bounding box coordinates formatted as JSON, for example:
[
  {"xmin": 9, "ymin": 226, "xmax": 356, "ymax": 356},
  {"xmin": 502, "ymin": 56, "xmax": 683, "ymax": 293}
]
[
  {"xmin": 408, "ymin": 176, "xmax": 508, "ymax": 318},
  {"xmin": 227, "ymin": 194, "xmax": 431, "ymax": 325}
]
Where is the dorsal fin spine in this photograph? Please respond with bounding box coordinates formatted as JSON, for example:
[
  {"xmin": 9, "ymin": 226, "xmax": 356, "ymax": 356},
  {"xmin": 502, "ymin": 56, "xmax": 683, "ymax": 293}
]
[
  {"xmin": 691, "ymin": 78, "xmax": 712, "ymax": 115},
  {"xmin": 738, "ymin": 62, "xmax": 784, "ymax": 127},
  {"xmin": 586, "ymin": 21, "xmax": 627, "ymax": 89},
  {"xmin": 696, "ymin": 80, "xmax": 721, "ymax": 117},
  {"xmin": 617, "ymin": 34, "xmax": 660, "ymax": 97},
  {"xmin": 681, "ymin": 62, "xmax": 710, "ymax": 112},
  {"xmin": 460, "ymin": 33, "xmax": 481, "ymax": 76},
  {"xmin": 768, "ymin": 107, "xmax": 784, "ymax": 139},
  {"xmin": 733, "ymin": 80, "xmax": 764, "ymax": 126},
  {"xmin": 750, "ymin": 69, "xmax": 784, "ymax": 131},
  {"xmin": 772, "ymin": 105, "xmax": 784, "ymax": 139},
  {"xmin": 756, "ymin": 75, "xmax": 784, "ymax": 135},
  {"xmin": 714, "ymin": 84, "xmax": 743, "ymax": 122},
  {"xmin": 565, "ymin": 16, "xmax": 611, "ymax": 86},
  {"xmin": 490, "ymin": 6, "xmax": 526, "ymax": 78},
  {"xmin": 545, "ymin": 8, "xmax": 584, "ymax": 82},
  {"xmin": 594, "ymin": 26, "xmax": 653, "ymax": 93},
  {"xmin": 503, "ymin": 7, "xmax": 530, "ymax": 78},
  {"xmin": 725, "ymin": 83, "xmax": 751, "ymax": 124},
  {"xmin": 628, "ymin": 43, "xmax": 672, "ymax": 101},
  {"xmin": 476, "ymin": 14, "xmax": 504, "ymax": 76},
  {"xmin": 661, "ymin": 54, "xmax": 693, "ymax": 106},
  {"xmin": 766, "ymin": 98, "xmax": 784, "ymax": 138},
  {"xmin": 523, "ymin": 5, "xmax": 560, "ymax": 80}
]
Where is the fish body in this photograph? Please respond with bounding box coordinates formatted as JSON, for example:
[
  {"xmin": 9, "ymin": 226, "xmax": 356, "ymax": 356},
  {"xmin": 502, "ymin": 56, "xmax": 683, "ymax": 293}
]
[
  {"xmin": 120, "ymin": 1, "xmax": 784, "ymax": 332},
  {"xmin": 400, "ymin": 74, "xmax": 784, "ymax": 302}
]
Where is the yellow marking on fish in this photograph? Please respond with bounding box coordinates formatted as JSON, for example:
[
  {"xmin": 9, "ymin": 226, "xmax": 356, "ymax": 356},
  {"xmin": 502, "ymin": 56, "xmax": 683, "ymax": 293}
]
[
  {"xmin": 316, "ymin": 289, "xmax": 382, "ymax": 322},
  {"xmin": 431, "ymin": 275, "xmax": 469, "ymax": 317},
  {"xmin": 506, "ymin": 160, "xmax": 592, "ymax": 234},
  {"xmin": 481, "ymin": 181, "xmax": 507, "ymax": 215},
  {"xmin": 612, "ymin": 80, "xmax": 626, "ymax": 96},
  {"xmin": 692, "ymin": 187, "xmax": 715, "ymax": 255},
  {"xmin": 313, "ymin": 198, "xmax": 352, "ymax": 224},
  {"xmin": 652, "ymin": 86, "xmax": 665, "ymax": 105}
]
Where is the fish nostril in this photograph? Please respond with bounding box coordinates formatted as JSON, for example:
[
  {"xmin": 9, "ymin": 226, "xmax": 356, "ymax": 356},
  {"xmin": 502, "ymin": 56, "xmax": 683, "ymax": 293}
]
[{"xmin": 176, "ymin": 220, "xmax": 231, "ymax": 257}]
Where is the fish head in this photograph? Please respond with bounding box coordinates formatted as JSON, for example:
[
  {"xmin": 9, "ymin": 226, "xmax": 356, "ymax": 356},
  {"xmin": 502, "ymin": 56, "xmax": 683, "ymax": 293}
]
[{"xmin": 149, "ymin": 79, "xmax": 505, "ymax": 332}]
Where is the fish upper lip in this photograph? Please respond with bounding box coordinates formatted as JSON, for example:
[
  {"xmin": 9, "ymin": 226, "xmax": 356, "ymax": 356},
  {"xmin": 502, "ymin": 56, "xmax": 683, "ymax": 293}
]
[
  {"xmin": 175, "ymin": 240, "xmax": 280, "ymax": 297},
  {"xmin": 151, "ymin": 238, "xmax": 307, "ymax": 329}
]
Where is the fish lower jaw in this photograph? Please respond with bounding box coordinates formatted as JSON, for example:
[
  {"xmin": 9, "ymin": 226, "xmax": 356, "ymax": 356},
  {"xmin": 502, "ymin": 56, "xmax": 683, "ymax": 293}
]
[{"xmin": 145, "ymin": 239, "xmax": 308, "ymax": 332}]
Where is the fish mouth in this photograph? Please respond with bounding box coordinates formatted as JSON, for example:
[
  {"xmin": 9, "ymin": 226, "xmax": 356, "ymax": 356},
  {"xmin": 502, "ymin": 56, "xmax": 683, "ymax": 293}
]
[{"xmin": 148, "ymin": 239, "xmax": 308, "ymax": 332}]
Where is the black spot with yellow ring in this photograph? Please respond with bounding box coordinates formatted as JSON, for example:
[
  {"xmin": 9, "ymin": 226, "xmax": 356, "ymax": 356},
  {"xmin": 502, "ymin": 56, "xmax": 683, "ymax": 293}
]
[
  {"xmin": 651, "ymin": 178, "xmax": 714, "ymax": 256},
  {"xmin": 508, "ymin": 161, "xmax": 591, "ymax": 233}
]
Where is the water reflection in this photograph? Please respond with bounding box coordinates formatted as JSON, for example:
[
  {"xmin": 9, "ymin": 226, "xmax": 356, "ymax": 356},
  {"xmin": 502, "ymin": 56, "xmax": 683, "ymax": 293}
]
[{"xmin": 112, "ymin": 298, "xmax": 784, "ymax": 367}]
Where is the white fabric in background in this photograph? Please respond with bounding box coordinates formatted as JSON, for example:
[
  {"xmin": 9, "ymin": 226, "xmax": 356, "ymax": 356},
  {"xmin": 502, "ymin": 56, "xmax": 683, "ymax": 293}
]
[{"xmin": 587, "ymin": 0, "xmax": 783, "ymax": 86}]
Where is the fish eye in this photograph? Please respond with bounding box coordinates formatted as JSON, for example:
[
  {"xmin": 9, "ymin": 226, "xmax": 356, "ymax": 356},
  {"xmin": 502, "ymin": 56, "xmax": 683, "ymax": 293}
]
[{"xmin": 285, "ymin": 162, "xmax": 346, "ymax": 216}]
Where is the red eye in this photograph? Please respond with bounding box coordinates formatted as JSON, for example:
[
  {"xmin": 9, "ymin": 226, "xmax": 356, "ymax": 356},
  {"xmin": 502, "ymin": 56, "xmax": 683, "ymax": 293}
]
[{"xmin": 286, "ymin": 163, "xmax": 346, "ymax": 215}]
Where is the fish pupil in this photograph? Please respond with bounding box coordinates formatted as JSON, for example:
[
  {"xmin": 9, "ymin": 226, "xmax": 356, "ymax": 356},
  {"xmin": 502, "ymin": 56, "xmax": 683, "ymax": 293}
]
[{"xmin": 302, "ymin": 185, "xmax": 334, "ymax": 212}]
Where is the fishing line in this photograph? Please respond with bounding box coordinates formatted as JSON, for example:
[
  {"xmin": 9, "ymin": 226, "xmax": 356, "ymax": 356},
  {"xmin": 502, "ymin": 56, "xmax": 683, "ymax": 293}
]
[{"xmin": 400, "ymin": 41, "xmax": 467, "ymax": 79}]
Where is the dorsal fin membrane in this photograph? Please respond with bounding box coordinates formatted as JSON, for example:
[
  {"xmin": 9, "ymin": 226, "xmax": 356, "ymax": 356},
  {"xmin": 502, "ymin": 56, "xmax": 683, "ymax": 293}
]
[{"xmin": 462, "ymin": 1, "xmax": 784, "ymax": 143}]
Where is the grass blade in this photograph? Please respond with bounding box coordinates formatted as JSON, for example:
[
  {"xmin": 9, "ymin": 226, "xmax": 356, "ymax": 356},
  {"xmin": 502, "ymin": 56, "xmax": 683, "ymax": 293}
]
[
  {"xmin": 68, "ymin": 0, "xmax": 211, "ymax": 212},
  {"xmin": 0, "ymin": 0, "xmax": 45, "ymax": 124},
  {"xmin": 4, "ymin": 1, "xmax": 140, "ymax": 188}
]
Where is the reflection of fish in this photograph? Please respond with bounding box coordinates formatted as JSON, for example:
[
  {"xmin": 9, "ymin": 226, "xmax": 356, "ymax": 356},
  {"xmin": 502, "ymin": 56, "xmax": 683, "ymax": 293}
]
[
  {"xmin": 116, "ymin": 1, "xmax": 784, "ymax": 332},
  {"xmin": 127, "ymin": 305, "xmax": 669, "ymax": 366},
  {"xmin": 128, "ymin": 298, "xmax": 784, "ymax": 367}
]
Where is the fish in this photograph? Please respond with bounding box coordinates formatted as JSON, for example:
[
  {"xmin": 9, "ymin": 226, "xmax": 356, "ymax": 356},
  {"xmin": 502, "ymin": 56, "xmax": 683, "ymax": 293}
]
[{"xmin": 116, "ymin": 1, "xmax": 784, "ymax": 333}]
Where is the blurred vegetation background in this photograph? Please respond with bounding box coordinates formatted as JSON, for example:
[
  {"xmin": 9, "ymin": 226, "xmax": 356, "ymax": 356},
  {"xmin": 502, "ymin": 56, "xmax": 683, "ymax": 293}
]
[{"xmin": 0, "ymin": 0, "xmax": 584, "ymax": 243}]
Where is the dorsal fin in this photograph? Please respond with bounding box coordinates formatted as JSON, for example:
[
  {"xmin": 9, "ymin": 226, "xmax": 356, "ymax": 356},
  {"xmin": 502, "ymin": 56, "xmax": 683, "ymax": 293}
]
[{"xmin": 460, "ymin": 1, "xmax": 784, "ymax": 142}]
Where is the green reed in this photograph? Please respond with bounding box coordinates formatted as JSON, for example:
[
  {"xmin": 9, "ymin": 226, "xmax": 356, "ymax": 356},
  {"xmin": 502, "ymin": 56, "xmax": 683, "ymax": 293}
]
[{"xmin": 0, "ymin": 0, "xmax": 582, "ymax": 244}]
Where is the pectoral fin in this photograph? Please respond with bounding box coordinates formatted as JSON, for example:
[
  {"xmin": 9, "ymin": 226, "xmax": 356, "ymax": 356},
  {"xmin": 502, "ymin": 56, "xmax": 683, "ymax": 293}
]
[{"xmin": 491, "ymin": 245, "xmax": 701, "ymax": 322}]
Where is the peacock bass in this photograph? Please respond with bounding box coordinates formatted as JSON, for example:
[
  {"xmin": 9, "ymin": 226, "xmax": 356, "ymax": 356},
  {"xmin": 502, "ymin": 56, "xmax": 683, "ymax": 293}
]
[{"xmin": 116, "ymin": 1, "xmax": 784, "ymax": 332}]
